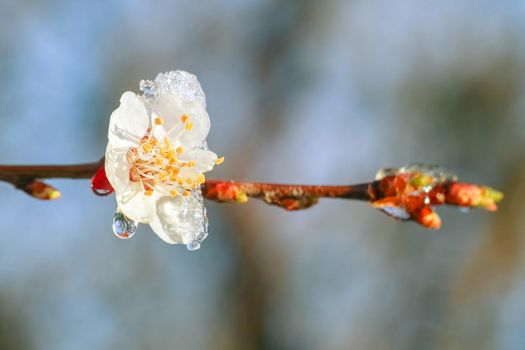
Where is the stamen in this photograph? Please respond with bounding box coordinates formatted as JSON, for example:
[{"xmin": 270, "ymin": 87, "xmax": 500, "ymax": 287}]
[
  {"xmin": 215, "ymin": 156, "xmax": 225, "ymax": 165},
  {"xmin": 126, "ymin": 119, "xmax": 210, "ymax": 195},
  {"xmin": 113, "ymin": 125, "xmax": 142, "ymax": 144},
  {"xmin": 198, "ymin": 174, "xmax": 206, "ymax": 184}
]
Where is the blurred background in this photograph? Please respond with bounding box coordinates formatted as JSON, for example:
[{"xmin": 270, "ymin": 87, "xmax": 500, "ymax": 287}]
[{"xmin": 0, "ymin": 0, "xmax": 524, "ymax": 349}]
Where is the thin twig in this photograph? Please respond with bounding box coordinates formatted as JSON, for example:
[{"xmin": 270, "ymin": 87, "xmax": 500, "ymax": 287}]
[
  {"xmin": 0, "ymin": 160, "xmax": 103, "ymax": 189},
  {"xmin": 0, "ymin": 159, "xmax": 504, "ymax": 230},
  {"xmin": 0, "ymin": 160, "xmax": 373, "ymax": 209},
  {"xmin": 202, "ymin": 180, "xmax": 373, "ymax": 210}
]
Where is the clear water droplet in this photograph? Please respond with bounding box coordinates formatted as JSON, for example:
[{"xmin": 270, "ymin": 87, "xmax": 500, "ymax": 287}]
[
  {"xmin": 186, "ymin": 240, "xmax": 201, "ymax": 251},
  {"xmin": 112, "ymin": 212, "xmax": 138, "ymax": 239},
  {"xmin": 375, "ymin": 167, "xmax": 399, "ymax": 180},
  {"xmin": 459, "ymin": 207, "xmax": 471, "ymax": 214}
]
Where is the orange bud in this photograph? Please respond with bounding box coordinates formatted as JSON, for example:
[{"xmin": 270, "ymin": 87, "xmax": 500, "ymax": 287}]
[
  {"xmin": 414, "ymin": 207, "xmax": 441, "ymax": 229},
  {"xmin": 24, "ymin": 180, "xmax": 61, "ymax": 200}
]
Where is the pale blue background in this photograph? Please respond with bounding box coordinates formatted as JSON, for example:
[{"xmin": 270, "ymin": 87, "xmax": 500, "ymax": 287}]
[{"xmin": 0, "ymin": 1, "xmax": 524, "ymax": 349}]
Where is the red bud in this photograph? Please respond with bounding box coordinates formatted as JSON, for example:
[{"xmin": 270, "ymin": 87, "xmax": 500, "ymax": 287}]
[{"xmin": 91, "ymin": 166, "xmax": 114, "ymax": 196}]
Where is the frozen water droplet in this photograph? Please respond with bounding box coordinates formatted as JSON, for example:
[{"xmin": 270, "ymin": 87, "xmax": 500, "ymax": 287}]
[
  {"xmin": 197, "ymin": 141, "xmax": 209, "ymax": 151},
  {"xmin": 186, "ymin": 240, "xmax": 201, "ymax": 251},
  {"xmin": 399, "ymin": 163, "xmax": 458, "ymax": 183},
  {"xmin": 375, "ymin": 167, "xmax": 399, "ymax": 180},
  {"xmin": 140, "ymin": 79, "xmax": 156, "ymax": 97},
  {"xmin": 153, "ymin": 71, "xmax": 207, "ymax": 107},
  {"xmin": 112, "ymin": 212, "xmax": 138, "ymax": 239},
  {"xmin": 422, "ymin": 185, "xmax": 433, "ymax": 193},
  {"xmin": 459, "ymin": 207, "xmax": 471, "ymax": 214},
  {"xmin": 380, "ymin": 206, "xmax": 410, "ymax": 220}
]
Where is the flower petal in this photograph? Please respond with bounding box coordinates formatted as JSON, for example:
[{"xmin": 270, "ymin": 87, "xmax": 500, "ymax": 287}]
[
  {"xmin": 108, "ymin": 92, "xmax": 150, "ymax": 148},
  {"xmin": 116, "ymin": 190, "xmax": 158, "ymax": 223},
  {"xmin": 148, "ymin": 195, "xmax": 207, "ymax": 245},
  {"xmin": 105, "ymin": 145, "xmax": 157, "ymax": 223},
  {"xmin": 104, "ymin": 145, "xmax": 130, "ymax": 194},
  {"xmin": 179, "ymin": 149, "xmax": 218, "ymax": 173},
  {"xmin": 154, "ymin": 95, "xmax": 210, "ymax": 148}
]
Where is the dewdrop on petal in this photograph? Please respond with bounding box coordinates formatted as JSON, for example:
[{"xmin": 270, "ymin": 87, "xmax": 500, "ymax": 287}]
[
  {"xmin": 105, "ymin": 70, "xmax": 222, "ymax": 248},
  {"xmin": 112, "ymin": 212, "xmax": 138, "ymax": 239}
]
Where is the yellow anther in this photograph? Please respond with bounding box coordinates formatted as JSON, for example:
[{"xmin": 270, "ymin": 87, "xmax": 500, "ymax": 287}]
[
  {"xmin": 188, "ymin": 160, "xmax": 196, "ymax": 167},
  {"xmin": 154, "ymin": 117, "xmax": 164, "ymax": 125},
  {"xmin": 185, "ymin": 178, "xmax": 194, "ymax": 184},
  {"xmin": 185, "ymin": 122, "xmax": 193, "ymax": 131},
  {"xmin": 183, "ymin": 190, "xmax": 191, "ymax": 197},
  {"xmin": 170, "ymin": 190, "xmax": 179, "ymax": 197},
  {"xmin": 197, "ymin": 174, "xmax": 206, "ymax": 184},
  {"xmin": 178, "ymin": 179, "xmax": 184, "ymax": 186},
  {"xmin": 181, "ymin": 114, "xmax": 189, "ymax": 123},
  {"xmin": 144, "ymin": 190, "xmax": 153, "ymax": 196},
  {"xmin": 176, "ymin": 146, "xmax": 184, "ymax": 154},
  {"xmin": 215, "ymin": 156, "xmax": 225, "ymax": 165}
]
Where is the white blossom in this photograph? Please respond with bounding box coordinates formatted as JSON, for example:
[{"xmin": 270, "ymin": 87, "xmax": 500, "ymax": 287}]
[{"xmin": 105, "ymin": 71, "xmax": 223, "ymax": 246}]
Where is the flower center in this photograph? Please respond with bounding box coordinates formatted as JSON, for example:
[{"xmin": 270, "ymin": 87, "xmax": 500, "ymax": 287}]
[{"xmin": 126, "ymin": 114, "xmax": 205, "ymax": 198}]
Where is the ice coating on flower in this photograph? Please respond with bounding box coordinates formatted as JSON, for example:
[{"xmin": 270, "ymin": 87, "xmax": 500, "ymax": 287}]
[
  {"xmin": 105, "ymin": 71, "xmax": 222, "ymax": 246},
  {"xmin": 140, "ymin": 70, "xmax": 206, "ymax": 107}
]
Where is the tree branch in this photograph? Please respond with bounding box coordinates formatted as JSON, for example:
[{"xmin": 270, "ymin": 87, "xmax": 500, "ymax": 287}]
[
  {"xmin": 0, "ymin": 159, "xmax": 372, "ymax": 207},
  {"xmin": 0, "ymin": 161, "xmax": 103, "ymax": 188},
  {"xmin": 0, "ymin": 159, "xmax": 503, "ymax": 229}
]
